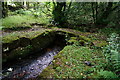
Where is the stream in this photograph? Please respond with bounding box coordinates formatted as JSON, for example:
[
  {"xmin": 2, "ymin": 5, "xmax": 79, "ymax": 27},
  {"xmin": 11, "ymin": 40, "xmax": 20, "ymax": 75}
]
[{"xmin": 2, "ymin": 44, "xmax": 65, "ymax": 79}]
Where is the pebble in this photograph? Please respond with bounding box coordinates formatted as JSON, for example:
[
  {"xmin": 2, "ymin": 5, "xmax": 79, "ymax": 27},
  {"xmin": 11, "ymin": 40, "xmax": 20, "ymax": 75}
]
[
  {"xmin": 84, "ymin": 61, "xmax": 92, "ymax": 66},
  {"xmin": 8, "ymin": 68, "xmax": 13, "ymax": 72}
]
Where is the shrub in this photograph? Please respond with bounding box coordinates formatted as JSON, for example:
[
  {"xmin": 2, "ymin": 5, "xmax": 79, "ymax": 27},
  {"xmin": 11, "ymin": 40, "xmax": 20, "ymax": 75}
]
[
  {"xmin": 99, "ymin": 28, "xmax": 120, "ymax": 36},
  {"xmin": 103, "ymin": 33, "xmax": 120, "ymax": 77},
  {"xmin": 97, "ymin": 69, "xmax": 118, "ymax": 78}
]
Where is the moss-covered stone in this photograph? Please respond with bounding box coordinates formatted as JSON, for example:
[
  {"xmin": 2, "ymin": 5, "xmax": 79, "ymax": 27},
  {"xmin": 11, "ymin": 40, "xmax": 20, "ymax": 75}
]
[
  {"xmin": 2, "ymin": 31, "xmax": 56, "ymax": 63},
  {"xmin": 3, "ymin": 30, "xmax": 65, "ymax": 63},
  {"xmin": 19, "ymin": 37, "xmax": 31, "ymax": 47},
  {"xmin": 67, "ymin": 39, "xmax": 78, "ymax": 44},
  {"xmin": 70, "ymin": 37, "xmax": 77, "ymax": 40},
  {"xmin": 92, "ymin": 40, "xmax": 107, "ymax": 47},
  {"xmin": 79, "ymin": 35, "xmax": 91, "ymax": 42},
  {"xmin": 2, "ymin": 28, "xmax": 107, "ymax": 64},
  {"xmin": 31, "ymin": 31, "xmax": 55, "ymax": 52},
  {"xmin": 2, "ymin": 29, "xmax": 48, "ymax": 43},
  {"xmin": 2, "ymin": 37, "xmax": 30, "ymax": 53},
  {"xmin": 38, "ymin": 66, "xmax": 56, "ymax": 78},
  {"xmin": 2, "ymin": 40, "xmax": 20, "ymax": 53},
  {"xmin": 67, "ymin": 35, "xmax": 92, "ymax": 46},
  {"xmin": 3, "ymin": 45, "xmax": 33, "ymax": 63},
  {"xmin": 79, "ymin": 40, "xmax": 87, "ymax": 46},
  {"xmin": 39, "ymin": 45, "xmax": 107, "ymax": 78}
]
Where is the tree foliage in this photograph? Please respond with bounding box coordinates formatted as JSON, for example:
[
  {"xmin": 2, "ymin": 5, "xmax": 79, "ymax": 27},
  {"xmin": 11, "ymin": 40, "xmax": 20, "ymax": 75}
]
[{"xmin": 1, "ymin": 2, "xmax": 120, "ymax": 29}]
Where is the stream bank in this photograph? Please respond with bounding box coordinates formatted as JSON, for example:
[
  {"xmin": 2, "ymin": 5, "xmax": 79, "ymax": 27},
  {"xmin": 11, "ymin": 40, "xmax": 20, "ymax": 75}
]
[
  {"xmin": 2, "ymin": 33, "xmax": 66, "ymax": 79},
  {"xmin": 2, "ymin": 28, "xmax": 108, "ymax": 79}
]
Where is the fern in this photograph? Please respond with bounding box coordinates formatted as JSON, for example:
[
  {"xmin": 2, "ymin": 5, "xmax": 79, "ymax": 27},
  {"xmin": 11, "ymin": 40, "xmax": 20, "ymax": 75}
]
[
  {"xmin": 97, "ymin": 69, "xmax": 118, "ymax": 78},
  {"xmin": 103, "ymin": 33, "xmax": 120, "ymax": 77}
]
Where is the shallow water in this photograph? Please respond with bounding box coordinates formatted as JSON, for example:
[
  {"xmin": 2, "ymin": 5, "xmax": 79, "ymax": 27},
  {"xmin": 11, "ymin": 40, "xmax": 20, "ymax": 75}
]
[{"xmin": 2, "ymin": 45, "xmax": 62, "ymax": 79}]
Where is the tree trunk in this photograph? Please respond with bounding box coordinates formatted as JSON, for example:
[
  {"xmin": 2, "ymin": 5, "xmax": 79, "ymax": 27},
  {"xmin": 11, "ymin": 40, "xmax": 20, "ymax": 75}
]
[
  {"xmin": 0, "ymin": 1, "xmax": 2, "ymax": 19},
  {"xmin": 33, "ymin": 3, "xmax": 36, "ymax": 10},
  {"xmin": 52, "ymin": 2, "xmax": 66, "ymax": 27},
  {"xmin": 117, "ymin": 4, "xmax": 120, "ymax": 28},
  {"xmin": 67, "ymin": 0, "xmax": 72, "ymax": 12},
  {"xmin": 91, "ymin": 3, "xmax": 95, "ymax": 24},
  {"xmin": 26, "ymin": 2, "xmax": 29, "ymax": 9},
  {"xmin": 95, "ymin": 2, "xmax": 98, "ymax": 24},
  {"xmin": 96, "ymin": 2, "xmax": 113, "ymax": 27},
  {"xmin": 2, "ymin": 2, "xmax": 8, "ymax": 18}
]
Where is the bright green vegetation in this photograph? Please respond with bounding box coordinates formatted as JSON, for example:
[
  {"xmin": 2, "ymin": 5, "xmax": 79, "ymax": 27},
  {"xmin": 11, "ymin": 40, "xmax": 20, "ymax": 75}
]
[
  {"xmin": 2, "ymin": 29, "xmax": 88, "ymax": 63},
  {"xmin": 103, "ymin": 33, "xmax": 120, "ymax": 77},
  {"xmin": 38, "ymin": 33, "xmax": 120, "ymax": 78},
  {"xmin": 38, "ymin": 44, "xmax": 118, "ymax": 78},
  {"xmin": 2, "ymin": 29, "xmax": 55, "ymax": 63},
  {"xmin": 2, "ymin": 1, "xmax": 120, "ymax": 79},
  {"xmin": 2, "ymin": 15, "xmax": 49, "ymax": 30},
  {"xmin": 37, "ymin": 33, "xmax": 119, "ymax": 78},
  {"xmin": 1, "ymin": 28, "xmax": 90, "ymax": 43},
  {"xmin": 2, "ymin": 29, "xmax": 48, "ymax": 43}
]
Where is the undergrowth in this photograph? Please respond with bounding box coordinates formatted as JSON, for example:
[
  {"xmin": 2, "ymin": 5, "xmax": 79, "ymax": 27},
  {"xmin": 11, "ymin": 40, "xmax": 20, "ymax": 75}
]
[
  {"xmin": 2, "ymin": 15, "xmax": 49, "ymax": 30},
  {"xmin": 38, "ymin": 37, "xmax": 118, "ymax": 78},
  {"xmin": 98, "ymin": 27, "xmax": 120, "ymax": 36},
  {"xmin": 103, "ymin": 33, "xmax": 120, "ymax": 77}
]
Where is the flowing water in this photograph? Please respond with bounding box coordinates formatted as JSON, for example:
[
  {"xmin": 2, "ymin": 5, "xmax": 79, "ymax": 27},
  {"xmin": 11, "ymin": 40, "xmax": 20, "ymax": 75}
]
[{"xmin": 2, "ymin": 44, "xmax": 64, "ymax": 80}]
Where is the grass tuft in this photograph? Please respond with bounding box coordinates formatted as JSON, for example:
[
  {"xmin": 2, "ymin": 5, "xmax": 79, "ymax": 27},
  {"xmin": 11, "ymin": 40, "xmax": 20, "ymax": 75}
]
[{"xmin": 2, "ymin": 15, "xmax": 49, "ymax": 30}]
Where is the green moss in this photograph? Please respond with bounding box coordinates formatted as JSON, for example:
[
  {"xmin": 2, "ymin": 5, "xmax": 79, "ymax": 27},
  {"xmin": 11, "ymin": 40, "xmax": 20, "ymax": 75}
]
[
  {"xmin": 70, "ymin": 37, "xmax": 77, "ymax": 40},
  {"xmin": 31, "ymin": 32, "xmax": 55, "ymax": 51},
  {"xmin": 3, "ymin": 45, "xmax": 33, "ymax": 63},
  {"xmin": 2, "ymin": 33, "xmax": 19, "ymax": 43},
  {"xmin": 79, "ymin": 35, "xmax": 91, "ymax": 42},
  {"xmin": 93, "ymin": 40, "xmax": 107, "ymax": 47},
  {"xmin": 2, "ymin": 28, "xmax": 107, "ymax": 70},
  {"xmin": 2, "ymin": 29, "xmax": 49, "ymax": 43},
  {"xmin": 39, "ymin": 45, "xmax": 107, "ymax": 78},
  {"xmin": 79, "ymin": 40, "xmax": 87, "ymax": 46},
  {"xmin": 2, "ymin": 28, "xmax": 91, "ymax": 44},
  {"xmin": 67, "ymin": 39, "xmax": 78, "ymax": 44},
  {"xmin": 67, "ymin": 36, "xmax": 92, "ymax": 46},
  {"xmin": 53, "ymin": 28, "xmax": 81, "ymax": 37},
  {"xmin": 2, "ymin": 30, "xmax": 56, "ymax": 62},
  {"xmin": 38, "ymin": 65, "xmax": 56, "ymax": 78}
]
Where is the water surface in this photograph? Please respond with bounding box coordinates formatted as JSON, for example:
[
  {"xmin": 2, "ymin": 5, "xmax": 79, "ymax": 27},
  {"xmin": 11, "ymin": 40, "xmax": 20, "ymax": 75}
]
[{"xmin": 2, "ymin": 45, "xmax": 63, "ymax": 79}]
